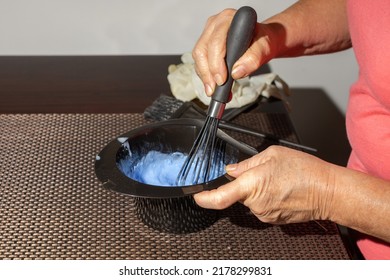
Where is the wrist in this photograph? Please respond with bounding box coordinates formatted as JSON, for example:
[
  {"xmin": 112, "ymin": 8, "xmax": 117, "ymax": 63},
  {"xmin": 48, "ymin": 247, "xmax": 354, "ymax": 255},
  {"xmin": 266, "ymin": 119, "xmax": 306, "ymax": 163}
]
[{"xmin": 307, "ymin": 160, "xmax": 338, "ymax": 221}]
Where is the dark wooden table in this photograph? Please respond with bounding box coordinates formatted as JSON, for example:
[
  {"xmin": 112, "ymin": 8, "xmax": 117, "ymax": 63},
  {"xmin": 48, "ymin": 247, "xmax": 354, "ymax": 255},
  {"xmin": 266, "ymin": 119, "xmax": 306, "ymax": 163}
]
[{"xmin": 0, "ymin": 55, "xmax": 361, "ymax": 258}]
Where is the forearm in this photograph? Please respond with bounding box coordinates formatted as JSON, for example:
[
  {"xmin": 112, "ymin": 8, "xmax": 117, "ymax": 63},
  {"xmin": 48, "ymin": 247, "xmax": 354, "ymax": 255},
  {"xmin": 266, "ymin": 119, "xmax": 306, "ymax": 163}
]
[
  {"xmin": 263, "ymin": 0, "xmax": 351, "ymax": 58},
  {"xmin": 326, "ymin": 165, "xmax": 390, "ymax": 243}
]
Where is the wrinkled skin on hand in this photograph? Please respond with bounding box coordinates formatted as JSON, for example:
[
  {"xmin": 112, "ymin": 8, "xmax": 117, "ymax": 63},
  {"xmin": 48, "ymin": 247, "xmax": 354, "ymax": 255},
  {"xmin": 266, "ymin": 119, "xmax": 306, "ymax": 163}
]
[{"xmin": 194, "ymin": 146, "xmax": 336, "ymax": 225}]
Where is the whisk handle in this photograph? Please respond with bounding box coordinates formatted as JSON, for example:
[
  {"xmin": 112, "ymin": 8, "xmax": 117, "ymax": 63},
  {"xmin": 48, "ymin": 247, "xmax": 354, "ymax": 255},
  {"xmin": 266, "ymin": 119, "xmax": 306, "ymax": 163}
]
[{"xmin": 212, "ymin": 6, "xmax": 257, "ymax": 104}]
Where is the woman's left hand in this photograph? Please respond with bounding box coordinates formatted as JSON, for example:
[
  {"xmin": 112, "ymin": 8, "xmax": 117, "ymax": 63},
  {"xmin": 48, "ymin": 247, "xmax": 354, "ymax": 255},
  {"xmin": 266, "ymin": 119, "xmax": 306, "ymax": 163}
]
[{"xmin": 194, "ymin": 145, "xmax": 336, "ymax": 224}]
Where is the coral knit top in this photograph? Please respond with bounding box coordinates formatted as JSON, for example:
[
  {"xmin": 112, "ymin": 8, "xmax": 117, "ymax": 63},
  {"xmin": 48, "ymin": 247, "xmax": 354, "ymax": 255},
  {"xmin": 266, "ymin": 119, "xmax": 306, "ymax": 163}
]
[{"xmin": 346, "ymin": 0, "xmax": 390, "ymax": 259}]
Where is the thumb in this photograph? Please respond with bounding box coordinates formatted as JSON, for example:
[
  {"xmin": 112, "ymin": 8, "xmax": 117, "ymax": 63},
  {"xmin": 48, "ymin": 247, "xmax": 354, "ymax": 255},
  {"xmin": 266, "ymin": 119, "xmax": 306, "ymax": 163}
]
[
  {"xmin": 193, "ymin": 178, "xmax": 248, "ymax": 209},
  {"xmin": 231, "ymin": 48, "xmax": 262, "ymax": 80},
  {"xmin": 225, "ymin": 153, "xmax": 264, "ymax": 178}
]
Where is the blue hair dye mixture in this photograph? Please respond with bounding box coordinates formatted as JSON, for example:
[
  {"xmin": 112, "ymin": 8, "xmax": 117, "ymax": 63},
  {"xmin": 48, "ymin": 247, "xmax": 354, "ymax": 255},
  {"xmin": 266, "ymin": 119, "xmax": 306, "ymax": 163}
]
[{"xmin": 117, "ymin": 149, "xmax": 228, "ymax": 187}]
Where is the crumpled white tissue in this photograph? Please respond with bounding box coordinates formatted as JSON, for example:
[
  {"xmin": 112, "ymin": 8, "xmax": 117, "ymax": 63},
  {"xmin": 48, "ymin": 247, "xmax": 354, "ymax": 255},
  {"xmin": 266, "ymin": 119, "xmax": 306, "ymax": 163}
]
[{"xmin": 167, "ymin": 53, "xmax": 290, "ymax": 109}]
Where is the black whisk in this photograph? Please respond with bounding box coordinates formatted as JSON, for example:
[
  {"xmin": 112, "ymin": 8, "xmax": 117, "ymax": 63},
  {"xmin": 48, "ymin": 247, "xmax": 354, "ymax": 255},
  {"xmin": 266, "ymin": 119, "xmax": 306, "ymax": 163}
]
[{"xmin": 176, "ymin": 6, "xmax": 257, "ymax": 186}]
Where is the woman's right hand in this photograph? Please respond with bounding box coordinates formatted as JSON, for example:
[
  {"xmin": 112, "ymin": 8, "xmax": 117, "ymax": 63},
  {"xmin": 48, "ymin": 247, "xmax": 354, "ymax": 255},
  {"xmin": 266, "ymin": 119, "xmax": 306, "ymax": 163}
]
[{"xmin": 192, "ymin": 8, "xmax": 283, "ymax": 96}]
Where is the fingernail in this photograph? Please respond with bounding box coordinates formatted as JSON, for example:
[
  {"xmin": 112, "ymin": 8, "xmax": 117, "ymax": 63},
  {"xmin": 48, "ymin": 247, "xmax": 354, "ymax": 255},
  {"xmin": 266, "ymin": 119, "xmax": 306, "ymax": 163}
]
[
  {"xmin": 204, "ymin": 84, "xmax": 213, "ymax": 96},
  {"xmin": 225, "ymin": 164, "xmax": 237, "ymax": 172},
  {"xmin": 205, "ymin": 84, "xmax": 214, "ymax": 96},
  {"xmin": 231, "ymin": 65, "xmax": 245, "ymax": 79},
  {"xmin": 214, "ymin": 74, "xmax": 224, "ymax": 86}
]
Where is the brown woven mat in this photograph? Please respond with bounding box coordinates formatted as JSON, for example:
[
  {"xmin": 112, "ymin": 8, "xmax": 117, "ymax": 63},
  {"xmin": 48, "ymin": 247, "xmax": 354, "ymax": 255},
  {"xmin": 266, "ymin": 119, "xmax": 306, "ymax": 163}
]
[{"xmin": 0, "ymin": 113, "xmax": 350, "ymax": 259}]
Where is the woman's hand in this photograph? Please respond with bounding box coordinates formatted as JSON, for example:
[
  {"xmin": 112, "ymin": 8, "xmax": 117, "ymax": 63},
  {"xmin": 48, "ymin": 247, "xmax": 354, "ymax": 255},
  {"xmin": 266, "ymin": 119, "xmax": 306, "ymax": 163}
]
[
  {"xmin": 194, "ymin": 146, "xmax": 336, "ymax": 224},
  {"xmin": 192, "ymin": 8, "xmax": 282, "ymax": 96}
]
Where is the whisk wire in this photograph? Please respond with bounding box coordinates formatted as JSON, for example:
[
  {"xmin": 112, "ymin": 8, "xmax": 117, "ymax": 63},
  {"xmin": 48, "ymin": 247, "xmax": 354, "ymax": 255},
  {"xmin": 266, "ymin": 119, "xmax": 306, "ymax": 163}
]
[
  {"xmin": 176, "ymin": 116, "xmax": 220, "ymax": 186},
  {"xmin": 177, "ymin": 118, "xmax": 208, "ymax": 184},
  {"xmin": 211, "ymin": 138, "xmax": 226, "ymax": 179},
  {"xmin": 195, "ymin": 118, "xmax": 213, "ymax": 182},
  {"xmin": 206, "ymin": 119, "xmax": 219, "ymax": 180}
]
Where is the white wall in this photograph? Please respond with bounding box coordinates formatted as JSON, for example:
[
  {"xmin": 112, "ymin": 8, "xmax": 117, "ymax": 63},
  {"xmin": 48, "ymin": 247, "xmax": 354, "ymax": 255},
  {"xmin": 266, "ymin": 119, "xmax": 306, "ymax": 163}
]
[{"xmin": 0, "ymin": 0, "xmax": 358, "ymax": 114}]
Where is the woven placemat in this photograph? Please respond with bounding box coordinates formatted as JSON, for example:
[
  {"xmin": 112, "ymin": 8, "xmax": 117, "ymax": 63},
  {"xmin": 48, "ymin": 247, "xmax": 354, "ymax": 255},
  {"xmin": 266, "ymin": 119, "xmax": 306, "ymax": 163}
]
[{"xmin": 0, "ymin": 113, "xmax": 350, "ymax": 259}]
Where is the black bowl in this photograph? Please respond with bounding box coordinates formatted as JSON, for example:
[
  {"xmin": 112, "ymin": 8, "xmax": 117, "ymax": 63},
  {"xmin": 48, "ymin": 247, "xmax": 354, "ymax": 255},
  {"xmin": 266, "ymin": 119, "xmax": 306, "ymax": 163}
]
[{"xmin": 95, "ymin": 118, "xmax": 257, "ymax": 233}]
